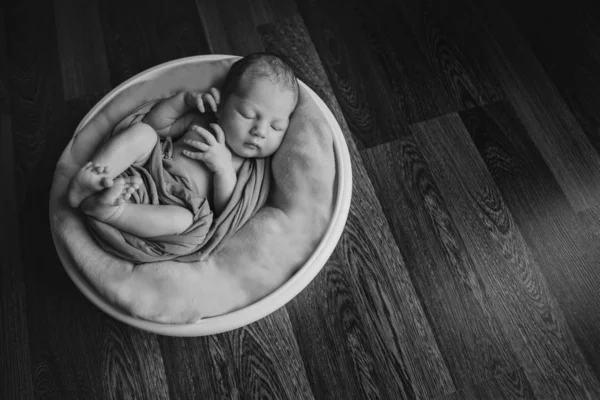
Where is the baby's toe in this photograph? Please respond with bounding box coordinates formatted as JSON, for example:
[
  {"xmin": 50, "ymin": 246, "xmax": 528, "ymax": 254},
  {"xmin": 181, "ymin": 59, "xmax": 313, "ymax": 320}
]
[
  {"xmin": 101, "ymin": 177, "xmax": 114, "ymax": 188},
  {"xmin": 124, "ymin": 175, "xmax": 143, "ymax": 186},
  {"xmin": 112, "ymin": 177, "xmax": 125, "ymax": 187}
]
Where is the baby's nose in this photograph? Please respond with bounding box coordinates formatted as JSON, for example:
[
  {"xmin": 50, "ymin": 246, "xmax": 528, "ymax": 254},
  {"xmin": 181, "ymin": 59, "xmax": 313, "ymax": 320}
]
[{"xmin": 252, "ymin": 122, "xmax": 267, "ymax": 138}]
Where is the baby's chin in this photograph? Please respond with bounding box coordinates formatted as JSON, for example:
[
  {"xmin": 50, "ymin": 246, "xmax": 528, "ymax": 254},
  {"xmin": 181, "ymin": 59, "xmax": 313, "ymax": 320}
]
[{"xmin": 230, "ymin": 144, "xmax": 263, "ymax": 159}]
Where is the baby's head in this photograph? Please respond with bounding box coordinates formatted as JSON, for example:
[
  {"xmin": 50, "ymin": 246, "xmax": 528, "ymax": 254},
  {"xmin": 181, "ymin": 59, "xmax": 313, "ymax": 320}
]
[{"xmin": 216, "ymin": 53, "xmax": 299, "ymax": 158}]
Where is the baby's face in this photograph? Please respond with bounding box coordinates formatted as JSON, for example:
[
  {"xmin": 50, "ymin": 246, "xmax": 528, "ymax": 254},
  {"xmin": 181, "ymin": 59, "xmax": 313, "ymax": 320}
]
[{"xmin": 217, "ymin": 78, "xmax": 296, "ymax": 158}]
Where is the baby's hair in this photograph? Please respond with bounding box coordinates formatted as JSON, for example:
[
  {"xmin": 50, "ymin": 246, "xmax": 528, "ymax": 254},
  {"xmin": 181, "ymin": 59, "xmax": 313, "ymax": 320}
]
[{"xmin": 221, "ymin": 52, "xmax": 299, "ymax": 106}]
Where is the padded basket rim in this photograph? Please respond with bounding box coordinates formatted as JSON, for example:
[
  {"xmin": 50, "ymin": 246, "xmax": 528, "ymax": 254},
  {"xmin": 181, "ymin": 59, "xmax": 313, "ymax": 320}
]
[{"xmin": 50, "ymin": 54, "xmax": 352, "ymax": 336}]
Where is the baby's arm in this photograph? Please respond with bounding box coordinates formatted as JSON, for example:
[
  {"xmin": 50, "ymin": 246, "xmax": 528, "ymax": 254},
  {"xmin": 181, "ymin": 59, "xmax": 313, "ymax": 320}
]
[
  {"xmin": 142, "ymin": 92, "xmax": 194, "ymax": 137},
  {"xmin": 182, "ymin": 124, "xmax": 236, "ymax": 215},
  {"xmin": 142, "ymin": 88, "xmax": 221, "ymax": 138},
  {"xmin": 213, "ymin": 168, "xmax": 237, "ymax": 215}
]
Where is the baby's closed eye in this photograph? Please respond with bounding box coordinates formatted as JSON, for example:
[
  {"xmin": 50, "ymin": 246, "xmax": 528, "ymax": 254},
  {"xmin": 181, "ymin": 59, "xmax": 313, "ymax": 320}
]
[{"xmin": 239, "ymin": 111, "xmax": 255, "ymax": 119}]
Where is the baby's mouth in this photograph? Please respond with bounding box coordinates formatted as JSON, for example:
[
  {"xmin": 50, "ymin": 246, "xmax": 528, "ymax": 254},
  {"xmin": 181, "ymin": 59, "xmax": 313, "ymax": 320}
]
[{"xmin": 244, "ymin": 142, "xmax": 260, "ymax": 149}]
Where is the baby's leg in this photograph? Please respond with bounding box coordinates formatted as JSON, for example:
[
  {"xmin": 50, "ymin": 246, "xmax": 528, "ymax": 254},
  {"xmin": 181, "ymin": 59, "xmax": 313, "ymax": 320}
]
[
  {"xmin": 81, "ymin": 179, "xmax": 193, "ymax": 237},
  {"xmin": 67, "ymin": 122, "xmax": 158, "ymax": 207}
]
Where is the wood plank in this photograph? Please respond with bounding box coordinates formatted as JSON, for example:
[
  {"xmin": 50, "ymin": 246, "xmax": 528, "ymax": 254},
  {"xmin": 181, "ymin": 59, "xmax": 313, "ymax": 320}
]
[
  {"xmin": 195, "ymin": 0, "xmax": 298, "ymax": 55},
  {"xmin": 286, "ymin": 259, "xmax": 393, "ymax": 399},
  {"xmin": 501, "ymin": 1, "xmax": 600, "ymax": 155},
  {"xmin": 98, "ymin": 0, "xmax": 210, "ymax": 87},
  {"xmin": 292, "ymin": 0, "xmax": 419, "ymax": 148},
  {"xmin": 259, "ymin": 14, "xmax": 455, "ymax": 400},
  {"xmin": 159, "ymin": 309, "xmax": 314, "ymax": 400},
  {"xmin": 293, "ymin": 0, "xmax": 503, "ymax": 149},
  {"xmin": 471, "ymin": 0, "xmax": 600, "ymax": 211},
  {"xmin": 5, "ymin": 0, "xmax": 65, "ymax": 198},
  {"xmin": 0, "ymin": 2, "xmax": 9, "ymax": 111},
  {"xmin": 411, "ymin": 112, "xmax": 600, "ymax": 399},
  {"xmin": 52, "ymin": 0, "xmax": 111, "ymax": 100},
  {"xmin": 7, "ymin": 1, "xmax": 172, "ymax": 398},
  {"xmin": 440, "ymin": 368, "xmax": 536, "ymax": 400},
  {"xmin": 258, "ymin": 15, "xmax": 332, "ymax": 105},
  {"xmin": 374, "ymin": 0, "xmax": 503, "ymax": 114},
  {"xmin": 0, "ymin": 120, "xmax": 35, "ymax": 400},
  {"xmin": 0, "ymin": 4, "xmax": 35, "ymax": 396},
  {"xmin": 362, "ymin": 137, "xmax": 519, "ymax": 389},
  {"xmin": 460, "ymin": 101, "xmax": 600, "ymax": 380},
  {"xmin": 195, "ymin": 0, "xmax": 263, "ymax": 55}
]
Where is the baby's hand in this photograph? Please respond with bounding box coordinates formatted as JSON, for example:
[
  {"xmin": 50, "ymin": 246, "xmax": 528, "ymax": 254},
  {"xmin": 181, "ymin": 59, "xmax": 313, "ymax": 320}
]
[
  {"xmin": 183, "ymin": 123, "xmax": 233, "ymax": 174},
  {"xmin": 186, "ymin": 87, "xmax": 221, "ymax": 113}
]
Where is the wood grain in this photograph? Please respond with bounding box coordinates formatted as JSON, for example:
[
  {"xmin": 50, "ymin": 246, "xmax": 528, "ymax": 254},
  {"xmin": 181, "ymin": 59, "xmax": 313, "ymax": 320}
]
[
  {"xmin": 460, "ymin": 101, "xmax": 600, "ymax": 380},
  {"xmin": 362, "ymin": 137, "xmax": 519, "ymax": 390},
  {"xmin": 52, "ymin": 0, "xmax": 111, "ymax": 100},
  {"xmin": 287, "ymin": 259, "xmax": 389, "ymax": 400},
  {"xmin": 472, "ymin": 0, "xmax": 600, "ymax": 211},
  {"xmin": 159, "ymin": 309, "xmax": 314, "ymax": 400},
  {"xmin": 0, "ymin": 117, "xmax": 35, "ymax": 400},
  {"xmin": 196, "ymin": 0, "xmax": 298, "ymax": 56},
  {"xmin": 259, "ymin": 14, "xmax": 455, "ymax": 399},
  {"xmin": 501, "ymin": 1, "xmax": 600, "ymax": 155},
  {"xmin": 195, "ymin": 0, "xmax": 263, "ymax": 55},
  {"xmin": 411, "ymin": 113, "xmax": 600, "ymax": 399},
  {"xmin": 97, "ymin": 0, "xmax": 209, "ymax": 87},
  {"xmin": 293, "ymin": 0, "xmax": 415, "ymax": 148},
  {"xmin": 440, "ymin": 368, "xmax": 536, "ymax": 400},
  {"xmin": 99, "ymin": 321, "xmax": 170, "ymax": 400},
  {"xmin": 294, "ymin": 0, "xmax": 503, "ymax": 149},
  {"xmin": 0, "ymin": 4, "xmax": 35, "ymax": 397},
  {"xmin": 394, "ymin": 0, "xmax": 503, "ymax": 110},
  {"xmin": 0, "ymin": 2, "xmax": 9, "ymax": 110},
  {"xmin": 6, "ymin": 1, "xmax": 172, "ymax": 398},
  {"xmin": 5, "ymin": 0, "xmax": 65, "ymax": 199}
]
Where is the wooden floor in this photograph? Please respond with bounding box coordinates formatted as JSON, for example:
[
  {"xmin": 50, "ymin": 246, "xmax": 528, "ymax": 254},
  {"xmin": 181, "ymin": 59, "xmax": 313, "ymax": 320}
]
[{"xmin": 2, "ymin": 0, "xmax": 600, "ymax": 398}]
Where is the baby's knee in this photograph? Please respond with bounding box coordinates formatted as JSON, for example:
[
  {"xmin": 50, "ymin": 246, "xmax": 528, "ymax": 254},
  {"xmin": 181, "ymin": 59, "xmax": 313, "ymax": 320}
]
[
  {"xmin": 126, "ymin": 122, "xmax": 159, "ymax": 148},
  {"xmin": 174, "ymin": 208, "xmax": 194, "ymax": 234}
]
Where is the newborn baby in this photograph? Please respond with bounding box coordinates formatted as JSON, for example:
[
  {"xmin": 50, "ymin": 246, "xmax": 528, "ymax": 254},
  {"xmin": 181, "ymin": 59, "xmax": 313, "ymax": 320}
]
[{"xmin": 67, "ymin": 53, "xmax": 299, "ymax": 239}]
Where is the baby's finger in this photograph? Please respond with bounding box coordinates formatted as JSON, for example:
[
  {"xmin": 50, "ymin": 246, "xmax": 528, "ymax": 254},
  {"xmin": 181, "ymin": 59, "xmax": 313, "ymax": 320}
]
[
  {"xmin": 210, "ymin": 87, "xmax": 221, "ymax": 105},
  {"xmin": 192, "ymin": 125, "xmax": 217, "ymax": 145},
  {"xmin": 182, "ymin": 150, "xmax": 204, "ymax": 160},
  {"xmin": 210, "ymin": 123, "xmax": 226, "ymax": 144},
  {"xmin": 204, "ymin": 93, "xmax": 217, "ymax": 113},
  {"xmin": 196, "ymin": 95, "xmax": 205, "ymax": 113},
  {"xmin": 184, "ymin": 139, "xmax": 210, "ymax": 151}
]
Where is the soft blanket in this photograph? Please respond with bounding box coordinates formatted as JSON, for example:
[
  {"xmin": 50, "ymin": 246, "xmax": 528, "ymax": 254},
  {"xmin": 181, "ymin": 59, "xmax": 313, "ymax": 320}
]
[
  {"xmin": 87, "ymin": 100, "xmax": 270, "ymax": 263},
  {"xmin": 50, "ymin": 57, "xmax": 337, "ymax": 323}
]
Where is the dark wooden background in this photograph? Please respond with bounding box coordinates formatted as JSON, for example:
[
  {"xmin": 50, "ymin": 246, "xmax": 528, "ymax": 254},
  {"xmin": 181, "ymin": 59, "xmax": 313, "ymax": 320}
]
[{"xmin": 2, "ymin": 0, "xmax": 600, "ymax": 398}]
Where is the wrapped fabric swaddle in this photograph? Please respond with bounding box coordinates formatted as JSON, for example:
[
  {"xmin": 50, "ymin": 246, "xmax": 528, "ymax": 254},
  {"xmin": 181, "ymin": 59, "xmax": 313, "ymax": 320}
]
[{"xmin": 86, "ymin": 100, "xmax": 270, "ymax": 263}]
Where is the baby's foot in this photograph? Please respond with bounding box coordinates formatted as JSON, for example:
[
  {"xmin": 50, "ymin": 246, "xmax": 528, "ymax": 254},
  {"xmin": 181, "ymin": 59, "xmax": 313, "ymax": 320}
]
[
  {"xmin": 80, "ymin": 177, "xmax": 140, "ymax": 222},
  {"xmin": 67, "ymin": 162, "xmax": 114, "ymax": 207}
]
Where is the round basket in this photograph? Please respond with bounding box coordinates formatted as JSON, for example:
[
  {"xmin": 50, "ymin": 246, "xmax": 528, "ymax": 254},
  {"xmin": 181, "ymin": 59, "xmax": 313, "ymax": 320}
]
[{"xmin": 50, "ymin": 54, "xmax": 352, "ymax": 336}]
